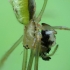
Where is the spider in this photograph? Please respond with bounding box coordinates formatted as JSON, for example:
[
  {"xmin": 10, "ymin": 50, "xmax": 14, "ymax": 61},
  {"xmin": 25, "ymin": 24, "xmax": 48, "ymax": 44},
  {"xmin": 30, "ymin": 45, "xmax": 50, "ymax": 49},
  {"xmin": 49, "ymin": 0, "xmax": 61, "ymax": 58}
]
[{"xmin": 0, "ymin": 0, "xmax": 70, "ymax": 70}]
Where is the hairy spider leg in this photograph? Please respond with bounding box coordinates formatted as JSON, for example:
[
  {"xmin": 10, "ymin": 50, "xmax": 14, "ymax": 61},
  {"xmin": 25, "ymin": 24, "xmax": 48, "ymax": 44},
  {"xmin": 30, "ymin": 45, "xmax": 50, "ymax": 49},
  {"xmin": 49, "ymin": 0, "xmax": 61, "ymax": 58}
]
[
  {"xmin": 47, "ymin": 45, "xmax": 58, "ymax": 57},
  {"xmin": 53, "ymin": 26, "xmax": 70, "ymax": 30},
  {"xmin": 35, "ymin": 0, "xmax": 48, "ymax": 23},
  {"xmin": 0, "ymin": 35, "xmax": 23, "ymax": 68}
]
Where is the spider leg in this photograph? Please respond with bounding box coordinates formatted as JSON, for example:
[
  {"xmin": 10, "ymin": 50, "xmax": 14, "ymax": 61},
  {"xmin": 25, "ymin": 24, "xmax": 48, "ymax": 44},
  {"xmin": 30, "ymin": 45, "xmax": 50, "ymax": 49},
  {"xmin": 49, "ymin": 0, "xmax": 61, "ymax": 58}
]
[
  {"xmin": 27, "ymin": 38, "xmax": 37, "ymax": 70},
  {"xmin": 0, "ymin": 35, "xmax": 23, "ymax": 68},
  {"xmin": 53, "ymin": 26, "xmax": 70, "ymax": 31},
  {"xmin": 35, "ymin": 0, "xmax": 48, "ymax": 23},
  {"xmin": 34, "ymin": 40, "xmax": 41, "ymax": 70},
  {"xmin": 40, "ymin": 45, "xmax": 58, "ymax": 61},
  {"xmin": 22, "ymin": 48, "xmax": 28, "ymax": 70},
  {"xmin": 27, "ymin": 37, "xmax": 40, "ymax": 70},
  {"xmin": 47, "ymin": 44, "xmax": 58, "ymax": 57}
]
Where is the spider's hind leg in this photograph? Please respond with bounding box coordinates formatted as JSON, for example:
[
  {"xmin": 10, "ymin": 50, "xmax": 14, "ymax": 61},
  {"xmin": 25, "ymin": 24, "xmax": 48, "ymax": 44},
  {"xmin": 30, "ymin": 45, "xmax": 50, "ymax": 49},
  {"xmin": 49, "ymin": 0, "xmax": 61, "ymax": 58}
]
[
  {"xmin": 47, "ymin": 45, "xmax": 58, "ymax": 57},
  {"xmin": 40, "ymin": 45, "xmax": 58, "ymax": 61}
]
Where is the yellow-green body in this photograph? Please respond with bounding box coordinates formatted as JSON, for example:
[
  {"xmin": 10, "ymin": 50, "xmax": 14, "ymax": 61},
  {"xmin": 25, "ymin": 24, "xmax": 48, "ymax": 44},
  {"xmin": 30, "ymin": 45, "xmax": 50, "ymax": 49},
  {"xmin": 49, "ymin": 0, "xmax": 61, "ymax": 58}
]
[{"xmin": 10, "ymin": 0, "xmax": 29, "ymax": 25}]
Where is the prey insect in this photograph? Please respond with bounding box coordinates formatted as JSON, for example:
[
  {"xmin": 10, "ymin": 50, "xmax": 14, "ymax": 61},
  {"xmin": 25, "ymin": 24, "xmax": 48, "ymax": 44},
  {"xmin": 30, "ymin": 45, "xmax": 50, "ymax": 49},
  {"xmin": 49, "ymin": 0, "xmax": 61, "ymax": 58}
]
[{"xmin": 0, "ymin": 0, "xmax": 70, "ymax": 70}]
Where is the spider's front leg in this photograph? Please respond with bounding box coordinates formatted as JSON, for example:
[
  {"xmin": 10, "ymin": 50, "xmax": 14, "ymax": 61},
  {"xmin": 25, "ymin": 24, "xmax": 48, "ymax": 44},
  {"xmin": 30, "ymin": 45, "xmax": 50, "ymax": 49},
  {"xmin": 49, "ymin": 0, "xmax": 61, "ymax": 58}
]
[
  {"xmin": 47, "ymin": 45, "xmax": 58, "ymax": 57},
  {"xmin": 53, "ymin": 26, "xmax": 70, "ymax": 30},
  {"xmin": 40, "ymin": 45, "xmax": 58, "ymax": 61},
  {"xmin": 0, "ymin": 35, "xmax": 23, "ymax": 68}
]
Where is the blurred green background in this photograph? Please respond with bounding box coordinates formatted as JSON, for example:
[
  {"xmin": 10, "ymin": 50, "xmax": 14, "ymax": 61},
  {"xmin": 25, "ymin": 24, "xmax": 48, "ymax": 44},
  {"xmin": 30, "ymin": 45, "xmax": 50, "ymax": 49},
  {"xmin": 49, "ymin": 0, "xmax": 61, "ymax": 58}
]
[{"xmin": 0, "ymin": 0, "xmax": 70, "ymax": 70}]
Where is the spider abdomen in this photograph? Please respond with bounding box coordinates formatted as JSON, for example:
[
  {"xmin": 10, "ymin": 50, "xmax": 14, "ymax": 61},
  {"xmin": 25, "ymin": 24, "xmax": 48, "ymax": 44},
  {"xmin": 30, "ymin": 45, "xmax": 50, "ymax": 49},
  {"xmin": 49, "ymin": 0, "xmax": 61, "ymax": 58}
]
[{"xmin": 10, "ymin": 0, "xmax": 35, "ymax": 25}]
